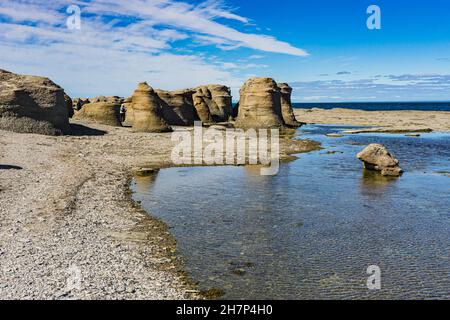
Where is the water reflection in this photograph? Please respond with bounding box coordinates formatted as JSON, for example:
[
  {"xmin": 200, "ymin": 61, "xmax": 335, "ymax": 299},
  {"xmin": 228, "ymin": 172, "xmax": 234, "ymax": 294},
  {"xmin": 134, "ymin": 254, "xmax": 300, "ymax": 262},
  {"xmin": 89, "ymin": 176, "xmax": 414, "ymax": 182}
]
[
  {"xmin": 360, "ymin": 169, "xmax": 399, "ymax": 192},
  {"xmin": 133, "ymin": 172, "xmax": 159, "ymax": 194}
]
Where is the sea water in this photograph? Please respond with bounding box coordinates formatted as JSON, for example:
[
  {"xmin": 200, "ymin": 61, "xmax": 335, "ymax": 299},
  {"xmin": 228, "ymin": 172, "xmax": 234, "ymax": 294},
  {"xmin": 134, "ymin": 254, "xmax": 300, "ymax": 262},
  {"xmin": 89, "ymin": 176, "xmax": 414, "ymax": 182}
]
[{"xmin": 132, "ymin": 124, "xmax": 450, "ymax": 299}]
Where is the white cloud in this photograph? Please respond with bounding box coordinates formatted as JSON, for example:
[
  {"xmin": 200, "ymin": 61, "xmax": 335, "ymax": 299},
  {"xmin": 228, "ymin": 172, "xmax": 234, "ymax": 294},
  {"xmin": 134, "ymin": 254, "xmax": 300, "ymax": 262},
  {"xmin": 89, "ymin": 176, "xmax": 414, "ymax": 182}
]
[
  {"xmin": 0, "ymin": 0, "xmax": 307, "ymax": 97},
  {"xmin": 78, "ymin": 0, "xmax": 308, "ymax": 56}
]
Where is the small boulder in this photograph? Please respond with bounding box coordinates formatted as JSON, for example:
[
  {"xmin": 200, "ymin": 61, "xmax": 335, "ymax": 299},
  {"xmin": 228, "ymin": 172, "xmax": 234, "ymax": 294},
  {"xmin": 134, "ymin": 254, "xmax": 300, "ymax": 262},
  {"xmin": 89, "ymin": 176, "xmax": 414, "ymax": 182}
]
[{"xmin": 357, "ymin": 144, "xmax": 403, "ymax": 176}]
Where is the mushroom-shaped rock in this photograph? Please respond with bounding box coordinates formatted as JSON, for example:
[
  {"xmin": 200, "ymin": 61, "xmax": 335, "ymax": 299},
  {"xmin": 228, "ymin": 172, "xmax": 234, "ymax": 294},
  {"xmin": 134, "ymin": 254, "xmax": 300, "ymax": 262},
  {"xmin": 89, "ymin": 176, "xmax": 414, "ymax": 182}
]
[
  {"xmin": 278, "ymin": 83, "xmax": 301, "ymax": 127},
  {"xmin": 131, "ymin": 82, "xmax": 172, "ymax": 133},
  {"xmin": 156, "ymin": 89, "xmax": 198, "ymax": 126},
  {"xmin": 235, "ymin": 77, "xmax": 285, "ymax": 129},
  {"xmin": 0, "ymin": 69, "xmax": 71, "ymax": 135},
  {"xmin": 357, "ymin": 144, "xmax": 403, "ymax": 176}
]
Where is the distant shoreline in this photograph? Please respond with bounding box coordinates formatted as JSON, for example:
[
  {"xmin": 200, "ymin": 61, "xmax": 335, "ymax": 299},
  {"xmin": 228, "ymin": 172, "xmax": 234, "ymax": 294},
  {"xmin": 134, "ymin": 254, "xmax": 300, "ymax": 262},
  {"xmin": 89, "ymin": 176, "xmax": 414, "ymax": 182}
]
[
  {"xmin": 294, "ymin": 108, "xmax": 450, "ymax": 132},
  {"xmin": 291, "ymin": 101, "xmax": 450, "ymax": 112}
]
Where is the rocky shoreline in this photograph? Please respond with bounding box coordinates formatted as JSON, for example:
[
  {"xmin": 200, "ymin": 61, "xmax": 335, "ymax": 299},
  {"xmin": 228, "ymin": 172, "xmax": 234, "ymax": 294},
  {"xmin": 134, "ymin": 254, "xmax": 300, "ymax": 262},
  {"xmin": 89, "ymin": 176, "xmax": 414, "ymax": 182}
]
[{"xmin": 0, "ymin": 120, "xmax": 319, "ymax": 299}]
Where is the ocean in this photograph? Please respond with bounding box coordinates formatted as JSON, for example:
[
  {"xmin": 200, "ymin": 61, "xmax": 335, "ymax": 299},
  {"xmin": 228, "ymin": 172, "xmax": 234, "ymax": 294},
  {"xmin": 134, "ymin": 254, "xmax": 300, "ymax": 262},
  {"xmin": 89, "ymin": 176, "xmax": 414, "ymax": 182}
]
[{"xmin": 292, "ymin": 101, "xmax": 450, "ymax": 111}]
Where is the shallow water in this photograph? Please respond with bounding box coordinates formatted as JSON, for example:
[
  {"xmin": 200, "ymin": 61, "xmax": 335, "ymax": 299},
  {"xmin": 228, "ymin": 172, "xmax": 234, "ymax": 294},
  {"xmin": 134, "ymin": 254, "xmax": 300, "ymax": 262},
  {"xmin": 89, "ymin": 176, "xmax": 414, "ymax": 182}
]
[{"xmin": 132, "ymin": 125, "xmax": 450, "ymax": 299}]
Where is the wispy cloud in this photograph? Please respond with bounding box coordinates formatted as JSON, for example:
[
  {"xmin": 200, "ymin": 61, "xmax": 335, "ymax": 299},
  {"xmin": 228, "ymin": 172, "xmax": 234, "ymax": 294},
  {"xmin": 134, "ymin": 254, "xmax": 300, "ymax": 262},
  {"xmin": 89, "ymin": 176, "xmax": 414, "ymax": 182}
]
[
  {"xmin": 0, "ymin": 0, "xmax": 307, "ymax": 97},
  {"xmin": 0, "ymin": 0, "xmax": 307, "ymax": 56},
  {"xmin": 336, "ymin": 71, "xmax": 351, "ymax": 75}
]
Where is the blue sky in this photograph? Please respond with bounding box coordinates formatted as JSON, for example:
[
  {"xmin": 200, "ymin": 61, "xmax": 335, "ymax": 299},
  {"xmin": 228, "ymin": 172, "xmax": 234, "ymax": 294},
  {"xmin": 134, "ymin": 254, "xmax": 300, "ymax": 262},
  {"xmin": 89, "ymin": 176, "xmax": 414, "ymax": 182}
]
[{"xmin": 1, "ymin": 0, "xmax": 449, "ymax": 102}]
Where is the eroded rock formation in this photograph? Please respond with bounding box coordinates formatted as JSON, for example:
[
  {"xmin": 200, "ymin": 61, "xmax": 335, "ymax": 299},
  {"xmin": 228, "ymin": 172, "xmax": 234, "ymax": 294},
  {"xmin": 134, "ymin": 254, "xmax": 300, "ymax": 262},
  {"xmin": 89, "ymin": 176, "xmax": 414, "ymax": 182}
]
[
  {"xmin": 64, "ymin": 93, "xmax": 74, "ymax": 119},
  {"xmin": 156, "ymin": 89, "xmax": 198, "ymax": 126},
  {"xmin": 357, "ymin": 144, "xmax": 403, "ymax": 176},
  {"xmin": 235, "ymin": 77, "xmax": 285, "ymax": 129},
  {"xmin": 278, "ymin": 83, "xmax": 301, "ymax": 127},
  {"xmin": 193, "ymin": 85, "xmax": 233, "ymax": 123},
  {"xmin": 131, "ymin": 82, "xmax": 172, "ymax": 133},
  {"xmin": 0, "ymin": 69, "xmax": 71, "ymax": 135},
  {"xmin": 192, "ymin": 90, "xmax": 214, "ymax": 124},
  {"xmin": 73, "ymin": 96, "xmax": 124, "ymax": 127}
]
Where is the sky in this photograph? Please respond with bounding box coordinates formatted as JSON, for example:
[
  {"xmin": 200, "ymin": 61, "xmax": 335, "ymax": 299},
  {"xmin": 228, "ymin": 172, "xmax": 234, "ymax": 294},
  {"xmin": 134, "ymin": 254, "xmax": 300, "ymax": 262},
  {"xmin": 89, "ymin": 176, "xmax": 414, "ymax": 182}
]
[{"xmin": 1, "ymin": 0, "xmax": 450, "ymax": 102}]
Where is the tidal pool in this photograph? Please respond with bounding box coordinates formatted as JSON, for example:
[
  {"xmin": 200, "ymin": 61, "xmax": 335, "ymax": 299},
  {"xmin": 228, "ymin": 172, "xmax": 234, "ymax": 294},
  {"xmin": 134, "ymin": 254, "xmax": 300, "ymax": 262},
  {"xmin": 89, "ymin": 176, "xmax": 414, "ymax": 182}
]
[{"xmin": 132, "ymin": 125, "xmax": 450, "ymax": 299}]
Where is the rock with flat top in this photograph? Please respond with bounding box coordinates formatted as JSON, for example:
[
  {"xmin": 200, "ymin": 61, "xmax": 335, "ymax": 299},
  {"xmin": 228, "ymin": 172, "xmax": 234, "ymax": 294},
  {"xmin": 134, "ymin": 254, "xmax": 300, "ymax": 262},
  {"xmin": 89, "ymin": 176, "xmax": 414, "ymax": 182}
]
[
  {"xmin": 235, "ymin": 77, "xmax": 285, "ymax": 129},
  {"xmin": 73, "ymin": 96, "xmax": 124, "ymax": 126},
  {"xmin": 0, "ymin": 69, "xmax": 71, "ymax": 135}
]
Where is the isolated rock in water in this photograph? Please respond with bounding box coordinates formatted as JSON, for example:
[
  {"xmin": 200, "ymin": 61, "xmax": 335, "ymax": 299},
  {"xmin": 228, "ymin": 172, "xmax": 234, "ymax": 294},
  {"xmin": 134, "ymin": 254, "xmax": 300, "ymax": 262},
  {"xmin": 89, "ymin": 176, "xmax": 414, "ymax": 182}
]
[
  {"xmin": 0, "ymin": 69, "xmax": 71, "ymax": 135},
  {"xmin": 131, "ymin": 82, "xmax": 172, "ymax": 133},
  {"xmin": 357, "ymin": 143, "xmax": 403, "ymax": 176},
  {"xmin": 278, "ymin": 83, "xmax": 301, "ymax": 127},
  {"xmin": 194, "ymin": 85, "xmax": 233, "ymax": 123},
  {"xmin": 156, "ymin": 89, "xmax": 198, "ymax": 126},
  {"xmin": 121, "ymin": 97, "xmax": 134, "ymax": 127},
  {"xmin": 73, "ymin": 96, "xmax": 124, "ymax": 126},
  {"xmin": 235, "ymin": 77, "xmax": 285, "ymax": 129}
]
